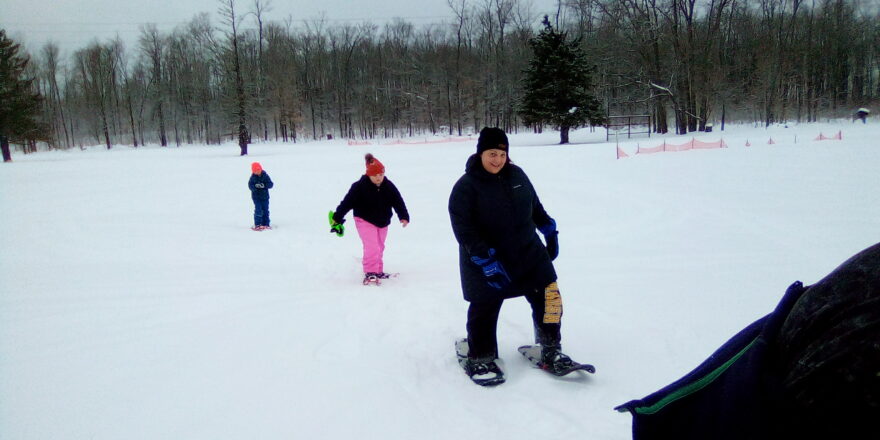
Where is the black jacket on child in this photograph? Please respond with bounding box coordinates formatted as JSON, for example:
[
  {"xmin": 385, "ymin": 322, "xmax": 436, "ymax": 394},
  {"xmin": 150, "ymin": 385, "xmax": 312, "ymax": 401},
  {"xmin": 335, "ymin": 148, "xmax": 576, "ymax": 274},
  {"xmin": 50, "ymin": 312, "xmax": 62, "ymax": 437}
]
[
  {"xmin": 448, "ymin": 154, "xmax": 556, "ymax": 303},
  {"xmin": 248, "ymin": 172, "xmax": 274, "ymax": 200},
  {"xmin": 333, "ymin": 175, "xmax": 409, "ymax": 228}
]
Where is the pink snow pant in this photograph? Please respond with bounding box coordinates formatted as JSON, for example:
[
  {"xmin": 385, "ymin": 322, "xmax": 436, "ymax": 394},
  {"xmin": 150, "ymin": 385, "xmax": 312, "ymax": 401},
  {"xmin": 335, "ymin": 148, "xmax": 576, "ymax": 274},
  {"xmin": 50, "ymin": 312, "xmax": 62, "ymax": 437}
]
[{"xmin": 354, "ymin": 217, "xmax": 388, "ymax": 273}]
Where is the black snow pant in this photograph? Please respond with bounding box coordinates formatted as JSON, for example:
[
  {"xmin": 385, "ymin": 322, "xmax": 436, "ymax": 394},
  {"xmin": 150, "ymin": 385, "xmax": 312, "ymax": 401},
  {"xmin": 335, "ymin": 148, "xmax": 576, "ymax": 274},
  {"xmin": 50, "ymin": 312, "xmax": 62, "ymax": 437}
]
[{"xmin": 466, "ymin": 282, "xmax": 563, "ymax": 360}]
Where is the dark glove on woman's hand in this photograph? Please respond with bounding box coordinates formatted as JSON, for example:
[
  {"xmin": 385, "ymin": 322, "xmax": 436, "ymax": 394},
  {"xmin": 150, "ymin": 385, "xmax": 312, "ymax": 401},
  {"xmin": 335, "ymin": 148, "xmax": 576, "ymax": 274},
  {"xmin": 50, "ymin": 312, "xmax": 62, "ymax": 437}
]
[
  {"xmin": 470, "ymin": 248, "xmax": 511, "ymax": 290},
  {"xmin": 538, "ymin": 219, "xmax": 559, "ymax": 260},
  {"xmin": 538, "ymin": 218, "xmax": 556, "ymax": 236},
  {"xmin": 544, "ymin": 231, "xmax": 559, "ymax": 261}
]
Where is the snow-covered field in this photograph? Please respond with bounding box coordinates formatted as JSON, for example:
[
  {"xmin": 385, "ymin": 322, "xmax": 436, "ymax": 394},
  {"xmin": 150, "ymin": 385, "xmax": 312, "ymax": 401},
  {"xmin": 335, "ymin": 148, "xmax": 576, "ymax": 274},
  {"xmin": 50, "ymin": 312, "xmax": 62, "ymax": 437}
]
[{"xmin": 1, "ymin": 120, "xmax": 878, "ymax": 439}]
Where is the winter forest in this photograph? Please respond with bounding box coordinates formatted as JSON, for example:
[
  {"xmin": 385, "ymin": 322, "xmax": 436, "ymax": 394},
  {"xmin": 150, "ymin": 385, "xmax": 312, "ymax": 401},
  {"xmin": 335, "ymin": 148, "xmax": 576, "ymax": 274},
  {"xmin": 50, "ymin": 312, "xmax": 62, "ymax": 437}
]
[{"xmin": 4, "ymin": 0, "xmax": 880, "ymax": 153}]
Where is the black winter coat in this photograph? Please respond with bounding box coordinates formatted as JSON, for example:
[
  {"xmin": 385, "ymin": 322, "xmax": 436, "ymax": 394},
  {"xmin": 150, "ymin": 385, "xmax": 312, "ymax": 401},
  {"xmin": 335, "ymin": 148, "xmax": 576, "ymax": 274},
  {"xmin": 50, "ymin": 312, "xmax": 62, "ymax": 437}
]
[
  {"xmin": 248, "ymin": 172, "xmax": 274, "ymax": 200},
  {"xmin": 448, "ymin": 154, "xmax": 556, "ymax": 302},
  {"xmin": 333, "ymin": 175, "xmax": 409, "ymax": 228},
  {"xmin": 617, "ymin": 241, "xmax": 880, "ymax": 439}
]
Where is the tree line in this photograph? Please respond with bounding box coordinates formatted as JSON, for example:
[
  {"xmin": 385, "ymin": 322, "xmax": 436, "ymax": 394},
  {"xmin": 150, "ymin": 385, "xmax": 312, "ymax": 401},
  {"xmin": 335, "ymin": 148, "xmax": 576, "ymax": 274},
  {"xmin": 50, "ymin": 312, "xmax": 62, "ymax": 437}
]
[{"xmin": 3, "ymin": 0, "xmax": 878, "ymax": 155}]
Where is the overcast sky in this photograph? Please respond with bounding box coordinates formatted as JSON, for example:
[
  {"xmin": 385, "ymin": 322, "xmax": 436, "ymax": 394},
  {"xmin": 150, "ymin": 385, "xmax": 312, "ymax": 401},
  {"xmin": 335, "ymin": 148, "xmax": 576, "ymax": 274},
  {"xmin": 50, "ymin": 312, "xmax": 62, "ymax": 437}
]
[{"xmin": 1, "ymin": 0, "xmax": 562, "ymax": 55}]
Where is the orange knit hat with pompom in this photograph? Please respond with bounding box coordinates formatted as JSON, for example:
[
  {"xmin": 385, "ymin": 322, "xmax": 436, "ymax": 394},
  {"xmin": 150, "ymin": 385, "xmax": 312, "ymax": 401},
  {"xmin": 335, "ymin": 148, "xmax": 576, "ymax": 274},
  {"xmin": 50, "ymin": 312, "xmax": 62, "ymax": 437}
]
[{"xmin": 365, "ymin": 154, "xmax": 384, "ymax": 176}]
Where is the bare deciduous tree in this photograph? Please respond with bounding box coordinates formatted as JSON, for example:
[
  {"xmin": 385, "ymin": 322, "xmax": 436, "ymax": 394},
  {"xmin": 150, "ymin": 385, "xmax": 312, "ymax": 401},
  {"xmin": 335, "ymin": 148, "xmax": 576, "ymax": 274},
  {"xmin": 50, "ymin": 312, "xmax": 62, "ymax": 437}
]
[{"xmin": 16, "ymin": 0, "xmax": 880, "ymax": 151}]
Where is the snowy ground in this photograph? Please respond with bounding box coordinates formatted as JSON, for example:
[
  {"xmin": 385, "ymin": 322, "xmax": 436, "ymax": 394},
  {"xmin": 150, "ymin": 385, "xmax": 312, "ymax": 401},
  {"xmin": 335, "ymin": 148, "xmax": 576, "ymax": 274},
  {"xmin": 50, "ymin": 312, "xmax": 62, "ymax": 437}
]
[{"xmin": 1, "ymin": 120, "xmax": 878, "ymax": 439}]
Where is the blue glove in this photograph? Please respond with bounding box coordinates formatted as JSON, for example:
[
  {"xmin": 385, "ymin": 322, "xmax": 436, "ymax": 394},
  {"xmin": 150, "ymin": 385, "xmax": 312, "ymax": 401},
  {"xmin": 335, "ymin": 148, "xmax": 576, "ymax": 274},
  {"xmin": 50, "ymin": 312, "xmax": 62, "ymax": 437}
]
[
  {"xmin": 538, "ymin": 218, "xmax": 556, "ymax": 236},
  {"xmin": 538, "ymin": 219, "xmax": 559, "ymax": 261},
  {"xmin": 470, "ymin": 248, "xmax": 511, "ymax": 290}
]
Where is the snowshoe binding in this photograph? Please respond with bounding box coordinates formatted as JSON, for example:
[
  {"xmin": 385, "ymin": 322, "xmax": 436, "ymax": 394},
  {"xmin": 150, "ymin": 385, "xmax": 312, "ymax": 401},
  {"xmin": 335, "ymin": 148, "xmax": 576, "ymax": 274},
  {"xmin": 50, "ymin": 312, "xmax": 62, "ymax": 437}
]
[
  {"xmin": 455, "ymin": 338, "xmax": 505, "ymax": 386},
  {"xmin": 363, "ymin": 272, "xmax": 398, "ymax": 285},
  {"xmin": 518, "ymin": 344, "xmax": 595, "ymax": 377},
  {"xmin": 363, "ymin": 273, "xmax": 380, "ymax": 286}
]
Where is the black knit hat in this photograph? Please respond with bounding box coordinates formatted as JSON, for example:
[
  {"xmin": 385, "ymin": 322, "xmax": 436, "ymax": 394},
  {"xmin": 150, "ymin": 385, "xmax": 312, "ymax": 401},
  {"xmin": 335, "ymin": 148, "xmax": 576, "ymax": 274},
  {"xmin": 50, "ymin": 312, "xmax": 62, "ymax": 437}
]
[
  {"xmin": 614, "ymin": 243, "xmax": 880, "ymax": 439},
  {"xmin": 476, "ymin": 127, "xmax": 509, "ymax": 154},
  {"xmin": 774, "ymin": 241, "xmax": 880, "ymax": 431}
]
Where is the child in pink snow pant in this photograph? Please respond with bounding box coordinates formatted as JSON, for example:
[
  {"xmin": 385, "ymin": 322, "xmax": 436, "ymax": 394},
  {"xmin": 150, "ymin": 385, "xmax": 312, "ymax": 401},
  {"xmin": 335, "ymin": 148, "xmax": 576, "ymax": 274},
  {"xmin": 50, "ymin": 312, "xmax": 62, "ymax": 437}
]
[
  {"xmin": 330, "ymin": 153, "xmax": 410, "ymax": 277},
  {"xmin": 354, "ymin": 217, "xmax": 389, "ymax": 273}
]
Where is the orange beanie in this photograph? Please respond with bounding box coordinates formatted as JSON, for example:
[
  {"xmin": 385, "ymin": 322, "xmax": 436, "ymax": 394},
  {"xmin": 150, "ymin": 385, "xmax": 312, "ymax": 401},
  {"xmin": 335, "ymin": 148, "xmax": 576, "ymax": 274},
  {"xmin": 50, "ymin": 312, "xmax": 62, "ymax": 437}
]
[
  {"xmin": 365, "ymin": 154, "xmax": 385, "ymax": 176},
  {"xmin": 251, "ymin": 162, "xmax": 262, "ymax": 174}
]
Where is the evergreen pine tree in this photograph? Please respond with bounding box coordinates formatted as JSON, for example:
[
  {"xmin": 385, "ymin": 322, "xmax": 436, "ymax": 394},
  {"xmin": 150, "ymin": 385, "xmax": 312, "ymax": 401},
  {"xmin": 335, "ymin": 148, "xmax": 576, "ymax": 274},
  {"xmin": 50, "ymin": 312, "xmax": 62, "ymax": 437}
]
[
  {"xmin": 519, "ymin": 17, "xmax": 605, "ymax": 144},
  {"xmin": 0, "ymin": 30, "xmax": 45, "ymax": 162}
]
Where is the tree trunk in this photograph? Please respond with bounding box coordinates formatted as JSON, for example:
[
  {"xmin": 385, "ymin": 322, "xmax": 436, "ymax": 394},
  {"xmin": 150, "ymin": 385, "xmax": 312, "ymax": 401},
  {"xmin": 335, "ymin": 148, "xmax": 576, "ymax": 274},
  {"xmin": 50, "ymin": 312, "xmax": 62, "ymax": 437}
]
[
  {"xmin": 1, "ymin": 135, "xmax": 11, "ymax": 162},
  {"xmin": 126, "ymin": 91, "xmax": 138, "ymax": 147},
  {"xmin": 235, "ymin": 38, "xmax": 248, "ymax": 155},
  {"xmin": 655, "ymin": 99, "xmax": 668, "ymax": 134},
  {"xmin": 560, "ymin": 125, "xmax": 570, "ymax": 144},
  {"xmin": 102, "ymin": 112, "xmax": 112, "ymax": 150},
  {"xmin": 721, "ymin": 102, "xmax": 726, "ymax": 131},
  {"xmin": 156, "ymin": 103, "xmax": 167, "ymax": 146},
  {"xmin": 97, "ymin": 75, "xmax": 112, "ymax": 150}
]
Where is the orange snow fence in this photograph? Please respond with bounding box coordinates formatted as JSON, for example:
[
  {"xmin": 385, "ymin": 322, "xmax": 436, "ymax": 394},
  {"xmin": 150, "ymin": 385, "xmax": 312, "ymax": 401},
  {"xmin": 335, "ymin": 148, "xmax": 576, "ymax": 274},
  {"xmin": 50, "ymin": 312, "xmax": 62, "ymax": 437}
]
[
  {"xmin": 616, "ymin": 146, "xmax": 629, "ymax": 159},
  {"xmin": 420, "ymin": 136, "xmax": 474, "ymax": 144},
  {"xmin": 634, "ymin": 137, "xmax": 727, "ymax": 155},
  {"xmin": 636, "ymin": 144, "xmax": 665, "ymax": 155},
  {"xmin": 382, "ymin": 136, "xmax": 474, "ymax": 146},
  {"xmin": 348, "ymin": 136, "xmax": 474, "ymax": 146},
  {"xmin": 814, "ymin": 131, "xmax": 843, "ymax": 141},
  {"xmin": 768, "ymin": 137, "xmax": 776, "ymax": 145}
]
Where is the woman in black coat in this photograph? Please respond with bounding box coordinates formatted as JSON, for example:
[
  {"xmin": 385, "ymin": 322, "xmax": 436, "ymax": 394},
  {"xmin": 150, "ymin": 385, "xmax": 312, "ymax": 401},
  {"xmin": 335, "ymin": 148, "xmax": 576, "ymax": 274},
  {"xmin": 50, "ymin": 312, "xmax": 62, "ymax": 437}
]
[{"xmin": 448, "ymin": 127, "xmax": 569, "ymax": 385}]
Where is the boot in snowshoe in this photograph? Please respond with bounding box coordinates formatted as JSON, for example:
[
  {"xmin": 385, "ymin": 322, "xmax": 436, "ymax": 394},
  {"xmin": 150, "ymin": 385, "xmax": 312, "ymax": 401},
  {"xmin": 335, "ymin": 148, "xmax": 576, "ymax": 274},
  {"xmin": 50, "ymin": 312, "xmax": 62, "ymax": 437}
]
[
  {"xmin": 363, "ymin": 273, "xmax": 380, "ymax": 286},
  {"xmin": 541, "ymin": 346, "xmax": 575, "ymax": 374},
  {"xmin": 455, "ymin": 338, "xmax": 505, "ymax": 386},
  {"xmin": 518, "ymin": 344, "xmax": 595, "ymax": 376},
  {"xmin": 463, "ymin": 358, "xmax": 505, "ymax": 386}
]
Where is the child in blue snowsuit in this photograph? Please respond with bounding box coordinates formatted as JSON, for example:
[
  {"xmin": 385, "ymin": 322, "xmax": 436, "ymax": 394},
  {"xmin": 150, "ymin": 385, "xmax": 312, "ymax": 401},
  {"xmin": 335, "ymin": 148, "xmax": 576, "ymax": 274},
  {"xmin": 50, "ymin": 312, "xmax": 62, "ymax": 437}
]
[{"xmin": 248, "ymin": 162, "xmax": 274, "ymax": 230}]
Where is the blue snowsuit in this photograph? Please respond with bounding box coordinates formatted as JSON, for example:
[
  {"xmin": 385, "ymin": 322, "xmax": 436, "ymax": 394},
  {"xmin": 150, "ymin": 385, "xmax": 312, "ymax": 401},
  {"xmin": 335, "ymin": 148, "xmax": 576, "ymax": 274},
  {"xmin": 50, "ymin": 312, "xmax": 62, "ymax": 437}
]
[{"xmin": 248, "ymin": 172, "xmax": 274, "ymax": 227}]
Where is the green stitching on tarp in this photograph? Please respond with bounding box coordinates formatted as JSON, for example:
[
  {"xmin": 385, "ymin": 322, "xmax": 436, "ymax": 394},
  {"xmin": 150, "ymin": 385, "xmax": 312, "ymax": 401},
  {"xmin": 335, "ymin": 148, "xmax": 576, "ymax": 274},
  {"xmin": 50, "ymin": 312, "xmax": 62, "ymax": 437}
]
[{"xmin": 634, "ymin": 336, "xmax": 760, "ymax": 415}]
